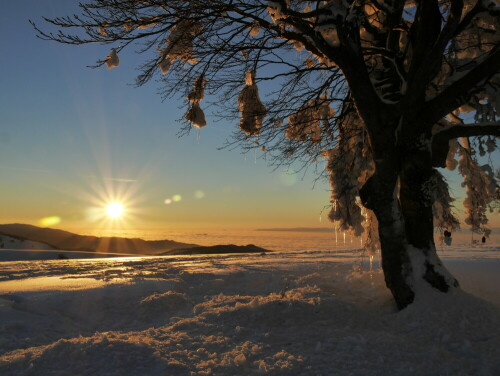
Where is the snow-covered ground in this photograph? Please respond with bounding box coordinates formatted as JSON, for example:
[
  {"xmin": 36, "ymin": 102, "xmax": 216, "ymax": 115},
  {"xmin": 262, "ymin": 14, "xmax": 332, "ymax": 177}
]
[
  {"xmin": 0, "ymin": 235, "xmax": 141, "ymax": 261},
  {"xmin": 0, "ymin": 246, "xmax": 499, "ymax": 375},
  {"xmin": 0, "ymin": 234, "xmax": 55, "ymax": 251}
]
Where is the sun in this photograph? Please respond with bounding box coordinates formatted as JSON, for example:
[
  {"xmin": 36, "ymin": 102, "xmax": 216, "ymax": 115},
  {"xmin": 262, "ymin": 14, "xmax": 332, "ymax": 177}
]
[{"xmin": 106, "ymin": 202, "xmax": 124, "ymax": 218}]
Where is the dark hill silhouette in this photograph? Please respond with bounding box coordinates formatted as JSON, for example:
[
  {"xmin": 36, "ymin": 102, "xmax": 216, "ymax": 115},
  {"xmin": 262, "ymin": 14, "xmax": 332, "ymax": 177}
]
[
  {"xmin": 165, "ymin": 244, "xmax": 270, "ymax": 255},
  {"xmin": 0, "ymin": 224, "xmax": 197, "ymax": 254}
]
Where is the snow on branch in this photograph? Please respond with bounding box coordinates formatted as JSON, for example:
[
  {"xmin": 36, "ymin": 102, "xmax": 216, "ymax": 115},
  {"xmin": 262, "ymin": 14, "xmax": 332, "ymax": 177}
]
[
  {"xmin": 105, "ymin": 48, "xmax": 119, "ymax": 69},
  {"xmin": 431, "ymin": 123, "xmax": 500, "ymax": 167},
  {"xmin": 424, "ymin": 46, "xmax": 500, "ymax": 124},
  {"xmin": 237, "ymin": 71, "xmax": 267, "ymax": 136},
  {"xmin": 185, "ymin": 75, "xmax": 207, "ymax": 129}
]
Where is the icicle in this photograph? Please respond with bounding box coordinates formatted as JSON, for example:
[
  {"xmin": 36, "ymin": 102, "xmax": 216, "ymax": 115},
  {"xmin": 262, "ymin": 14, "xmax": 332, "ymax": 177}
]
[
  {"xmin": 249, "ymin": 23, "xmax": 260, "ymax": 36},
  {"xmin": 105, "ymin": 48, "xmax": 120, "ymax": 69}
]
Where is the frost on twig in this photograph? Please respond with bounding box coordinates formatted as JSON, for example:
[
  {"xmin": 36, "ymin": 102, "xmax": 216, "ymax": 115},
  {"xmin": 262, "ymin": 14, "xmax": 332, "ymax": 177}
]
[
  {"xmin": 327, "ymin": 106, "xmax": 374, "ymax": 237},
  {"xmin": 286, "ymin": 94, "xmax": 334, "ymax": 143}
]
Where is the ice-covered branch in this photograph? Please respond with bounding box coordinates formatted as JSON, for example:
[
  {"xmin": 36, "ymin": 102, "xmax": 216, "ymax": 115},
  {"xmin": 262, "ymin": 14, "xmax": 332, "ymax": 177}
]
[
  {"xmin": 431, "ymin": 123, "xmax": 500, "ymax": 167},
  {"xmin": 424, "ymin": 46, "xmax": 500, "ymax": 125}
]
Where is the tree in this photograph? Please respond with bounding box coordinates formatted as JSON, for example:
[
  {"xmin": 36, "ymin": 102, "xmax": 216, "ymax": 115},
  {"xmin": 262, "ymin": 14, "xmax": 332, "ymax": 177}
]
[{"xmin": 33, "ymin": 0, "xmax": 500, "ymax": 309}]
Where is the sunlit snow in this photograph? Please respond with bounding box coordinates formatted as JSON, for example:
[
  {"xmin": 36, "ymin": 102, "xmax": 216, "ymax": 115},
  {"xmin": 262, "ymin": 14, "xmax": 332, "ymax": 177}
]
[{"xmin": 1, "ymin": 241, "xmax": 499, "ymax": 375}]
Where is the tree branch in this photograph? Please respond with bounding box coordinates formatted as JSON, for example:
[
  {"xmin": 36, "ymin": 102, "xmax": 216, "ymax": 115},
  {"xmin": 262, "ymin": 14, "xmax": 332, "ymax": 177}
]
[
  {"xmin": 404, "ymin": 0, "xmax": 442, "ymax": 106},
  {"xmin": 431, "ymin": 123, "xmax": 500, "ymax": 167},
  {"xmin": 424, "ymin": 45, "xmax": 500, "ymax": 124}
]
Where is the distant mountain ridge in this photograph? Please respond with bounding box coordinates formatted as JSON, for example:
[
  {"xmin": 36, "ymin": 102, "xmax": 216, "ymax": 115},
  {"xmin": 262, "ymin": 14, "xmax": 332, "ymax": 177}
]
[
  {"xmin": 165, "ymin": 244, "xmax": 268, "ymax": 255},
  {"xmin": 0, "ymin": 224, "xmax": 197, "ymax": 254}
]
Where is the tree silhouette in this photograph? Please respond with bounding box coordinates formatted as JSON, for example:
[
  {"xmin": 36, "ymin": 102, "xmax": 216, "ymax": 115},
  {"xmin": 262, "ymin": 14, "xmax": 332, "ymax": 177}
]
[{"xmin": 33, "ymin": 0, "xmax": 500, "ymax": 309}]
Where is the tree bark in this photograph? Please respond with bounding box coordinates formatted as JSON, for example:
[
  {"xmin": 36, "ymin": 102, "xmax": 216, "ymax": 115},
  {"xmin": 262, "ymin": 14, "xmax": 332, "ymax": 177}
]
[
  {"xmin": 399, "ymin": 150, "xmax": 459, "ymax": 293},
  {"xmin": 360, "ymin": 160, "xmax": 415, "ymax": 310},
  {"xmin": 360, "ymin": 147, "xmax": 460, "ymax": 310}
]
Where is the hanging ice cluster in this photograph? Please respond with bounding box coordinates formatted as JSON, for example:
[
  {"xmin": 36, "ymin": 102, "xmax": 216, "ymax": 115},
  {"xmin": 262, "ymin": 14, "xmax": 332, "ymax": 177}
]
[
  {"xmin": 428, "ymin": 172, "xmax": 461, "ymax": 231},
  {"xmin": 452, "ymin": 9, "xmax": 499, "ymax": 61},
  {"xmin": 451, "ymin": 79, "xmax": 500, "ymax": 122},
  {"xmin": 286, "ymin": 94, "xmax": 334, "ymax": 142},
  {"xmin": 158, "ymin": 57, "xmax": 171, "ymax": 75},
  {"xmin": 363, "ymin": 2, "xmax": 385, "ymax": 30},
  {"xmin": 447, "ymin": 4, "xmax": 500, "ymax": 113},
  {"xmin": 185, "ymin": 75, "xmax": 207, "ymax": 129},
  {"xmin": 327, "ymin": 111, "xmax": 374, "ymax": 237},
  {"xmin": 98, "ymin": 26, "xmax": 107, "ymax": 36},
  {"xmin": 136, "ymin": 16, "xmax": 160, "ymax": 30},
  {"xmin": 314, "ymin": 1, "xmax": 349, "ymax": 47},
  {"xmin": 457, "ymin": 145, "xmax": 497, "ymax": 233},
  {"xmin": 161, "ymin": 19, "xmax": 201, "ymax": 68},
  {"xmin": 248, "ymin": 22, "xmax": 261, "ymax": 36},
  {"xmin": 237, "ymin": 71, "xmax": 266, "ymax": 135},
  {"xmin": 267, "ymin": 1, "xmax": 289, "ymax": 23},
  {"xmin": 363, "ymin": 209, "xmax": 380, "ymax": 255},
  {"xmin": 105, "ymin": 48, "xmax": 120, "ymax": 69},
  {"xmin": 445, "ymin": 138, "xmax": 461, "ymax": 171}
]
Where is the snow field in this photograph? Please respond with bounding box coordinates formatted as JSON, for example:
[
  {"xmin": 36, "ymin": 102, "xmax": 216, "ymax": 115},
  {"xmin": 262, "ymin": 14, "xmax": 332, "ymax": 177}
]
[{"xmin": 0, "ymin": 250, "xmax": 499, "ymax": 375}]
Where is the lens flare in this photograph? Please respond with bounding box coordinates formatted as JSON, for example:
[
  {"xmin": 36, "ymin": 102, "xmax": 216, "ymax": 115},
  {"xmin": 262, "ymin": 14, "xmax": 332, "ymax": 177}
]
[{"xmin": 39, "ymin": 216, "xmax": 61, "ymax": 227}]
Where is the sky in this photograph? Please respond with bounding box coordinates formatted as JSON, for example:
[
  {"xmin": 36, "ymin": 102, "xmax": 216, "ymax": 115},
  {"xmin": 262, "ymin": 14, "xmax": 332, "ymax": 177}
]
[
  {"xmin": 0, "ymin": 1, "xmax": 498, "ymax": 235},
  {"xmin": 0, "ymin": 1, "xmax": 334, "ymax": 233}
]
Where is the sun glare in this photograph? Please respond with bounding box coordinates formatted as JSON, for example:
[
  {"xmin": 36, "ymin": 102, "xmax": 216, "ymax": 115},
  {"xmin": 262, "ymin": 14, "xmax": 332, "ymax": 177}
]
[{"xmin": 106, "ymin": 202, "xmax": 124, "ymax": 218}]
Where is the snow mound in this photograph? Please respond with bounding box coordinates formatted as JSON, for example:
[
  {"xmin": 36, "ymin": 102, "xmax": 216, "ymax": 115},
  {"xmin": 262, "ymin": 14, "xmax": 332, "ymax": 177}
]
[
  {"xmin": 0, "ymin": 334, "xmax": 167, "ymax": 376},
  {"xmin": 0, "ymin": 234, "xmax": 54, "ymax": 251},
  {"xmin": 0, "ymin": 250, "xmax": 499, "ymax": 375}
]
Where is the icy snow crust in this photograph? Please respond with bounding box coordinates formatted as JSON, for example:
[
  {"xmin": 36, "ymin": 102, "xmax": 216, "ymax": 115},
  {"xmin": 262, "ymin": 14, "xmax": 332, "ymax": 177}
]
[{"xmin": 0, "ymin": 248, "xmax": 499, "ymax": 375}]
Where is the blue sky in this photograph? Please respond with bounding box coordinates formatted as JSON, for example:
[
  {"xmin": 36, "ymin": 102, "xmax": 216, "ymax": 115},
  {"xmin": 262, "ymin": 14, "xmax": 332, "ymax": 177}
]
[{"xmin": 0, "ymin": 1, "xmax": 332, "ymax": 231}]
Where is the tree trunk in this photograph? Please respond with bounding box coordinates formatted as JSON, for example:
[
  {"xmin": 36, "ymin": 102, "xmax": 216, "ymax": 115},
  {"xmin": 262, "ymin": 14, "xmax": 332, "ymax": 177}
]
[
  {"xmin": 360, "ymin": 160, "xmax": 415, "ymax": 310},
  {"xmin": 360, "ymin": 150, "xmax": 459, "ymax": 310},
  {"xmin": 399, "ymin": 150, "xmax": 459, "ymax": 293}
]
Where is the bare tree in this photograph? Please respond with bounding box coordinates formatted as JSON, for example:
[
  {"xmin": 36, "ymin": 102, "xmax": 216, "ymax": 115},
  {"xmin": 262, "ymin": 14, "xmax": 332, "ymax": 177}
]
[{"xmin": 33, "ymin": 0, "xmax": 500, "ymax": 309}]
